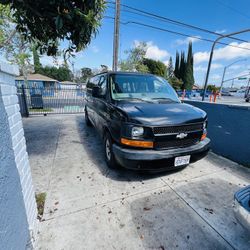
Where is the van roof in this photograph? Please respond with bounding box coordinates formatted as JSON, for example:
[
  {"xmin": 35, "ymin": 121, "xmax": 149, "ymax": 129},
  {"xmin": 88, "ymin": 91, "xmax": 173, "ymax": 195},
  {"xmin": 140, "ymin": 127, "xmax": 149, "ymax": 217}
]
[{"xmin": 93, "ymin": 71, "xmax": 156, "ymax": 77}]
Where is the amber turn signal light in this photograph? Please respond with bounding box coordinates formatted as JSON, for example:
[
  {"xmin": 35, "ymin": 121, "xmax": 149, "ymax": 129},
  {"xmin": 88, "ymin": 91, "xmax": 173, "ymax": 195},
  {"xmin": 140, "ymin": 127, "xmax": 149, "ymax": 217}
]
[
  {"xmin": 201, "ymin": 133, "xmax": 207, "ymax": 141},
  {"xmin": 121, "ymin": 138, "xmax": 154, "ymax": 148}
]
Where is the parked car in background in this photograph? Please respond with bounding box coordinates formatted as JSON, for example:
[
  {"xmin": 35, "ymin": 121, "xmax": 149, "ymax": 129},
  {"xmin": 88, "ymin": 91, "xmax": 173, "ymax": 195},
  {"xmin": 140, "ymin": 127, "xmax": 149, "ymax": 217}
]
[
  {"xmin": 85, "ymin": 72, "xmax": 210, "ymax": 172},
  {"xmin": 221, "ymin": 88, "xmax": 232, "ymax": 96}
]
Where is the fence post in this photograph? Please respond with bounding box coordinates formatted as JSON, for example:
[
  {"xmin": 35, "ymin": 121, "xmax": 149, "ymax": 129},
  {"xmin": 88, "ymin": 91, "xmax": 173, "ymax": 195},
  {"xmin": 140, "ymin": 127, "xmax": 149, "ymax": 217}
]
[{"xmin": 21, "ymin": 85, "xmax": 29, "ymax": 117}]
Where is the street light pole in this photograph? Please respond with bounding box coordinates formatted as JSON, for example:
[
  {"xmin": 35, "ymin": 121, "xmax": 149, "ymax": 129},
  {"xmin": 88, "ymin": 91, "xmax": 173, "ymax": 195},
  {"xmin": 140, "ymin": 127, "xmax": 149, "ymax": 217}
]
[
  {"xmin": 112, "ymin": 0, "xmax": 120, "ymax": 71},
  {"xmin": 202, "ymin": 29, "xmax": 250, "ymax": 101},
  {"xmin": 219, "ymin": 58, "xmax": 247, "ymax": 94}
]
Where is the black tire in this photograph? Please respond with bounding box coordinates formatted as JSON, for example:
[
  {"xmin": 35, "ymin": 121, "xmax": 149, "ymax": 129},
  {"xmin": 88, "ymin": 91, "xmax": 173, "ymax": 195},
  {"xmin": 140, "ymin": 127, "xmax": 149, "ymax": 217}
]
[
  {"xmin": 246, "ymin": 98, "xmax": 249, "ymax": 102},
  {"xmin": 85, "ymin": 108, "xmax": 92, "ymax": 127},
  {"xmin": 104, "ymin": 132, "xmax": 118, "ymax": 169}
]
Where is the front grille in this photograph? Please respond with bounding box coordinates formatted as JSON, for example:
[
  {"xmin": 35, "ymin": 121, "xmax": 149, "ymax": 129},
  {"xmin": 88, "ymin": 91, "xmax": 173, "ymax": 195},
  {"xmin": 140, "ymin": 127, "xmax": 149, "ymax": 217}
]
[
  {"xmin": 155, "ymin": 138, "xmax": 200, "ymax": 149},
  {"xmin": 153, "ymin": 123, "xmax": 203, "ymax": 135}
]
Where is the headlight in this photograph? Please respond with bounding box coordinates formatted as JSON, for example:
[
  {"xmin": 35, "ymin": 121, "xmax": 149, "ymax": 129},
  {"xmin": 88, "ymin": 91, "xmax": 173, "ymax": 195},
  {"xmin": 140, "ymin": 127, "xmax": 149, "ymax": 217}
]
[
  {"xmin": 203, "ymin": 121, "xmax": 207, "ymax": 130},
  {"xmin": 131, "ymin": 126, "xmax": 144, "ymax": 137}
]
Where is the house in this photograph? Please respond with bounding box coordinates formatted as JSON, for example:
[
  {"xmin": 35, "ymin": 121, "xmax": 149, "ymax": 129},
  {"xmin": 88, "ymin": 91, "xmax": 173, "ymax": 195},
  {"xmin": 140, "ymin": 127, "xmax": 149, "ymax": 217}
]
[
  {"xmin": 192, "ymin": 84, "xmax": 201, "ymax": 90},
  {"xmin": 16, "ymin": 73, "xmax": 59, "ymax": 88},
  {"xmin": 15, "ymin": 73, "xmax": 59, "ymax": 96},
  {"xmin": 60, "ymin": 81, "xmax": 78, "ymax": 89}
]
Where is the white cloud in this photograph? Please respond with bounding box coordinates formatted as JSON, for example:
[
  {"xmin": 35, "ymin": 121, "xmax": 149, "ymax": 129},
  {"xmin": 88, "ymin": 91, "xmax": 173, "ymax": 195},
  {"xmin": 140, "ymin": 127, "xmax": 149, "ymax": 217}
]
[
  {"xmin": 174, "ymin": 36, "xmax": 201, "ymax": 46},
  {"xmin": 194, "ymin": 63, "xmax": 223, "ymax": 72},
  {"xmin": 210, "ymin": 74, "xmax": 221, "ymax": 81},
  {"xmin": 133, "ymin": 40, "xmax": 169, "ymax": 61},
  {"xmin": 163, "ymin": 60, "xmax": 169, "ymax": 66},
  {"xmin": 194, "ymin": 42, "xmax": 250, "ymax": 64},
  {"xmin": 215, "ymin": 29, "xmax": 227, "ymax": 34}
]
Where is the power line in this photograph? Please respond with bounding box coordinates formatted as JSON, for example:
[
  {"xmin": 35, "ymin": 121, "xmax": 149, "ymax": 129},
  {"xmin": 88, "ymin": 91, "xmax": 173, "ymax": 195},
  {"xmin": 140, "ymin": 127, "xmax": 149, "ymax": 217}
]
[
  {"xmin": 107, "ymin": 1, "xmax": 249, "ymax": 43},
  {"xmin": 216, "ymin": 0, "xmax": 250, "ymax": 21},
  {"xmin": 104, "ymin": 16, "xmax": 250, "ymax": 51}
]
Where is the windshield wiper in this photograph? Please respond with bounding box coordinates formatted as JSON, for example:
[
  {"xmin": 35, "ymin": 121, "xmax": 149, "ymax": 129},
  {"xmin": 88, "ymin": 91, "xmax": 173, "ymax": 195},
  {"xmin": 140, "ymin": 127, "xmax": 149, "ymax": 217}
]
[
  {"xmin": 129, "ymin": 97, "xmax": 154, "ymax": 103},
  {"xmin": 151, "ymin": 97, "xmax": 178, "ymax": 103}
]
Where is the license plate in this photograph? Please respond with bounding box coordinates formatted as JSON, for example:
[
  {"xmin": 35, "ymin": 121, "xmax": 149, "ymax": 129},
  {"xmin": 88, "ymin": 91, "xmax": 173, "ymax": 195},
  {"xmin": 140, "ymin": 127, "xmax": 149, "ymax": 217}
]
[{"xmin": 174, "ymin": 155, "xmax": 190, "ymax": 167}]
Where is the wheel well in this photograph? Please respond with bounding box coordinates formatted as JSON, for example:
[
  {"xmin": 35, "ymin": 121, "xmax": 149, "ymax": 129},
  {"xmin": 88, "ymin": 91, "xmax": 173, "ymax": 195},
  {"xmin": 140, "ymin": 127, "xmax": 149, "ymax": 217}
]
[{"xmin": 103, "ymin": 126, "xmax": 111, "ymax": 140}]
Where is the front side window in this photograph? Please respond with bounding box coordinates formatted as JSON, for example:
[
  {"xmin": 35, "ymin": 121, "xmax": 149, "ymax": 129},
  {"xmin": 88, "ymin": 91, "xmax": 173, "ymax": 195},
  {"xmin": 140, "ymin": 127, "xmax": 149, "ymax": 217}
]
[
  {"xmin": 110, "ymin": 74, "xmax": 180, "ymax": 103},
  {"xmin": 98, "ymin": 75, "xmax": 107, "ymax": 97}
]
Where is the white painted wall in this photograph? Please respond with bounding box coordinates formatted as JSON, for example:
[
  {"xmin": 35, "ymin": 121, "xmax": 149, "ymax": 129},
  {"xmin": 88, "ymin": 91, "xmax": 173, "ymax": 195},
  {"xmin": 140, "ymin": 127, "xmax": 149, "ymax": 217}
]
[{"xmin": 0, "ymin": 62, "xmax": 38, "ymax": 249}]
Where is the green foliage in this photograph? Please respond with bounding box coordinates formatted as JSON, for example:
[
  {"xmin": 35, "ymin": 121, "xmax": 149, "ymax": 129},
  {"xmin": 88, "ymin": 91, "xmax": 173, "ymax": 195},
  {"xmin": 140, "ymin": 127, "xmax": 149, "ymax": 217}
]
[
  {"xmin": 33, "ymin": 47, "xmax": 42, "ymax": 72},
  {"xmin": 35, "ymin": 192, "xmax": 46, "ymax": 218},
  {"xmin": 179, "ymin": 51, "xmax": 186, "ymax": 83},
  {"xmin": 119, "ymin": 41, "xmax": 149, "ymax": 73},
  {"xmin": 167, "ymin": 57, "xmax": 174, "ymax": 78},
  {"xmin": 168, "ymin": 76, "xmax": 183, "ymax": 90},
  {"xmin": 207, "ymin": 85, "xmax": 219, "ymax": 92},
  {"xmin": 174, "ymin": 51, "xmax": 180, "ymax": 79},
  {"xmin": 37, "ymin": 66, "xmax": 73, "ymax": 82},
  {"xmin": 143, "ymin": 58, "xmax": 167, "ymax": 77},
  {"xmin": 183, "ymin": 42, "xmax": 194, "ymax": 90},
  {"xmin": 80, "ymin": 67, "xmax": 93, "ymax": 82},
  {"xmin": 0, "ymin": 0, "xmax": 106, "ymax": 56}
]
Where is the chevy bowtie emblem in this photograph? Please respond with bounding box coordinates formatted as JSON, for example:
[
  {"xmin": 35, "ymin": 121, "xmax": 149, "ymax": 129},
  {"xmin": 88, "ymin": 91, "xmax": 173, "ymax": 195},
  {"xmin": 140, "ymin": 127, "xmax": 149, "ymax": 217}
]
[{"xmin": 176, "ymin": 132, "xmax": 188, "ymax": 139}]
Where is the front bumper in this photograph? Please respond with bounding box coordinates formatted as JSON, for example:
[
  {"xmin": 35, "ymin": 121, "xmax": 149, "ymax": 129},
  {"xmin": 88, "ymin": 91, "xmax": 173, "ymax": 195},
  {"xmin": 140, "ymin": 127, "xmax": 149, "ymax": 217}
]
[{"xmin": 113, "ymin": 138, "xmax": 210, "ymax": 172}]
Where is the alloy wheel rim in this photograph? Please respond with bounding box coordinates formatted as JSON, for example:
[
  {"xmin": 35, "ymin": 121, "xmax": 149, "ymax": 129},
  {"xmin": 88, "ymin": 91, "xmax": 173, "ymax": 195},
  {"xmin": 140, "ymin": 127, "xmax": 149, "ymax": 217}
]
[{"xmin": 106, "ymin": 139, "xmax": 111, "ymax": 161}]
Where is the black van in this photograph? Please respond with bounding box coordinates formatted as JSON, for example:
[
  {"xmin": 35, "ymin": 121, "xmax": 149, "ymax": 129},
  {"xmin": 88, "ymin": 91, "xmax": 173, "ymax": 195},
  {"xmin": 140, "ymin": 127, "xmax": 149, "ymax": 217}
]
[{"xmin": 85, "ymin": 72, "xmax": 210, "ymax": 172}]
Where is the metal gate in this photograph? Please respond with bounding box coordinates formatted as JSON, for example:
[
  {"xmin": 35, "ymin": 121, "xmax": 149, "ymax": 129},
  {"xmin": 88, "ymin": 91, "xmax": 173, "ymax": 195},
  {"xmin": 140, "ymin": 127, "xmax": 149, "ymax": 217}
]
[{"xmin": 17, "ymin": 86, "xmax": 85, "ymax": 116}]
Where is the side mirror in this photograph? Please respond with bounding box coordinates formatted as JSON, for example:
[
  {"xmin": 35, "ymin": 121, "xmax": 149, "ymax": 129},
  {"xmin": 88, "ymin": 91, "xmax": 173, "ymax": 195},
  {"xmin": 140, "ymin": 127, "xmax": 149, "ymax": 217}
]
[{"xmin": 92, "ymin": 86, "xmax": 100, "ymax": 97}]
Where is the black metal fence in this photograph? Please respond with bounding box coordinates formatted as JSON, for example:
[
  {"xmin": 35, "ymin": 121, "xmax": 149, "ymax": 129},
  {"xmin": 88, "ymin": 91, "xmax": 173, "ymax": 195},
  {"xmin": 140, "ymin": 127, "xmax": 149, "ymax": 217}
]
[{"xmin": 17, "ymin": 86, "xmax": 85, "ymax": 116}]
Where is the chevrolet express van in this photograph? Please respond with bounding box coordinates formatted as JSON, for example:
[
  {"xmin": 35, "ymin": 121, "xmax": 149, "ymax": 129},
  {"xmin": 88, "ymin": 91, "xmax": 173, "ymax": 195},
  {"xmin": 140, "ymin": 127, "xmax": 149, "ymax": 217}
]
[{"xmin": 85, "ymin": 72, "xmax": 210, "ymax": 172}]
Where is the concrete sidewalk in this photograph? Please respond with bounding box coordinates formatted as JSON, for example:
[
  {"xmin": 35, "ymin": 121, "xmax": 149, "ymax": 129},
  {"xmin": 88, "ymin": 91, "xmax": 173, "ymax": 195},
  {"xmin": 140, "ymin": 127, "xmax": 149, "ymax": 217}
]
[{"xmin": 23, "ymin": 115, "xmax": 250, "ymax": 250}]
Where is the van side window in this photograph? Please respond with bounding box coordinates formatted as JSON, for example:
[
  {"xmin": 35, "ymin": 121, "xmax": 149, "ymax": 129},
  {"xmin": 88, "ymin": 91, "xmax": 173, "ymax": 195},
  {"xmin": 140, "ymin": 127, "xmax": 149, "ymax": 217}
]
[
  {"xmin": 87, "ymin": 76, "xmax": 100, "ymax": 91},
  {"xmin": 98, "ymin": 75, "xmax": 107, "ymax": 97}
]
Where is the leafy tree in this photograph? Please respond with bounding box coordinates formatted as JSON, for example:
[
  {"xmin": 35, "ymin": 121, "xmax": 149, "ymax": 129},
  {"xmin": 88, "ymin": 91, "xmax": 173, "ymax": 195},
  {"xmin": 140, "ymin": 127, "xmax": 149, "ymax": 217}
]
[
  {"xmin": 183, "ymin": 42, "xmax": 194, "ymax": 90},
  {"xmin": 33, "ymin": 47, "xmax": 42, "ymax": 73},
  {"xmin": 168, "ymin": 76, "xmax": 183, "ymax": 90},
  {"xmin": 143, "ymin": 58, "xmax": 166, "ymax": 77},
  {"xmin": 179, "ymin": 51, "xmax": 186, "ymax": 86},
  {"xmin": 0, "ymin": 1, "xmax": 105, "ymax": 56},
  {"xmin": 37, "ymin": 66, "xmax": 72, "ymax": 82},
  {"xmin": 167, "ymin": 57, "xmax": 174, "ymax": 78},
  {"xmin": 119, "ymin": 41, "xmax": 149, "ymax": 73},
  {"xmin": 207, "ymin": 85, "xmax": 219, "ymax": 92},
  {"xmin": 100, "ymin": 64, "xmax": 109, "ymax": 72},
  {"xmin": 174, "ymin": 51, "xmax": 180, "ymax": 79},
  {"xmin": 80, "ymin": 67, "xmax": 93, "ymax": 82}
]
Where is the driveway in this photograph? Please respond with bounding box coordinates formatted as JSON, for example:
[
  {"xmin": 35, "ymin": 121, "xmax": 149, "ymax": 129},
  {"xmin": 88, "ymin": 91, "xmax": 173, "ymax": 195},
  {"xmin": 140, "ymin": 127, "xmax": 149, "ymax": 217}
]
[{"xmin": 23, "ymin": 114, "xmax": 250, "ymax": 250}]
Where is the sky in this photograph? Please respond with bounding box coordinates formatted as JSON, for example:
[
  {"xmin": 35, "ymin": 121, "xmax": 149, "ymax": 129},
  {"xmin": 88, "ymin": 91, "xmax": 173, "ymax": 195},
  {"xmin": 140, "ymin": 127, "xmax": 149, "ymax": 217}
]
[{"xmin": 6, "ymin": 0, "xmax": 250, "ymax": 88}]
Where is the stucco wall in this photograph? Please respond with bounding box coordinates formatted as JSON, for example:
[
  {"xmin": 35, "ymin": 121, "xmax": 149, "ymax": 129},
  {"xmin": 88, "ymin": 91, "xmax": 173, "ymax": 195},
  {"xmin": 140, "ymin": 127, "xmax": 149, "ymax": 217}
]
[
  {"xmin": 0, "ymin": 62, "xmax": 38, "ymax": 249},
  {"xmin": 185, "ymin": 100, "xmax": 250, "ymax": 166}
]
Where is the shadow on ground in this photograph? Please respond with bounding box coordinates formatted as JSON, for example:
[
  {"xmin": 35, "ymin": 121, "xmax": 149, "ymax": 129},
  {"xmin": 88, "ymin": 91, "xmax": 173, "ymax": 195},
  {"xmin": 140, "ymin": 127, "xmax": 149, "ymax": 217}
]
[
  {"xmin": 130, "ymin": 178, "xmax": 249, "ymax": 250},
  {"xmin": 23, "ymin": 116, "xmax": 62, "ymax": 156},
  {"xmin": 75, "ymin": 115, "xmax": 180, "ymax": 182}
]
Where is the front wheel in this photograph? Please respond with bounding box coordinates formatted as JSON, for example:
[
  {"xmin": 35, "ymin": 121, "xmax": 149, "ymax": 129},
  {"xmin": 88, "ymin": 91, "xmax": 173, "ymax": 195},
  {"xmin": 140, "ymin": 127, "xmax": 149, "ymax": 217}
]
[
  {"xmin": 104, "ymin": 133, "xmax": 118, "ymax": 169},
  {"xmin": 85, "ymin": 108, "xmax": 92, "ymax": 127}
]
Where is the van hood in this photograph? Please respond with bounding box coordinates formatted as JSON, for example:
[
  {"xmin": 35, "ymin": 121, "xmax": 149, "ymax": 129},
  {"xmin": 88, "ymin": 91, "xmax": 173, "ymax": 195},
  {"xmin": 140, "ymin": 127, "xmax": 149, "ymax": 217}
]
[{"xmin": 116, "ymin": 101, "xmax": 207, "ymax": 126}]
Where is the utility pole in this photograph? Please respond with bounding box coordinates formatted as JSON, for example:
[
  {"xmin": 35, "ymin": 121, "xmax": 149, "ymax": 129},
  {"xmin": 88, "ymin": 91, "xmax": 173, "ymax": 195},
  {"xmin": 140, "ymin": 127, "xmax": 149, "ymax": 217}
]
[
  {"xmin": 202, "ymin": 29, "xmax": 250, "ymax": 101},
  {"xmin": 112, "ymin": 0, "xmax": 120, "ymax": 71}
]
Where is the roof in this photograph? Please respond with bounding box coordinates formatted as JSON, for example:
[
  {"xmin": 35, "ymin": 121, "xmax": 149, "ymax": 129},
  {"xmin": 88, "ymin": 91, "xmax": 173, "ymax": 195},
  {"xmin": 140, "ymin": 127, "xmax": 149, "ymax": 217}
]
[
  {"xmin": 192, "ymin": 84, "xmax": 201, "ymax": 90},
  {"xmin": 60, "ymin": 81, "xmax": 77, "ymax": 85},
  {"xmin": 16, "ymin": 73, "xmax": 58, "ymax": 82},
  {"xmin": 93, "ymin": 71, "xmax": 157, "ymax": 77}
]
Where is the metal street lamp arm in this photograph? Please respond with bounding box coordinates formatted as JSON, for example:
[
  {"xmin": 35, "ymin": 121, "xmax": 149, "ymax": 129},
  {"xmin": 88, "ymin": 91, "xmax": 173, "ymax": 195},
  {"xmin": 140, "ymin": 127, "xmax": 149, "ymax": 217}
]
[{"xmin": 202, "ymin": 29, "xmax": 250, "ymax": 101}]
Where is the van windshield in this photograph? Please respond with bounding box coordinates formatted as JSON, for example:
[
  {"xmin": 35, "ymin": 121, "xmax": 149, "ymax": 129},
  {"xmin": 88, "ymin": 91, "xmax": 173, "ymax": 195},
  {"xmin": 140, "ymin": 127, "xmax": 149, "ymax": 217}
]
[{"xmin": 110, "ymin": 74, "xmax": 180, "ymax": 103}]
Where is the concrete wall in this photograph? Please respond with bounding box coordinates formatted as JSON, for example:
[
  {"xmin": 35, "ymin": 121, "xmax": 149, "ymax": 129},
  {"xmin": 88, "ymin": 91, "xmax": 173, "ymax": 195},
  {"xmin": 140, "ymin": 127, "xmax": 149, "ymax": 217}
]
[
  {"xmin": 185, "ymin": 100, "xmax": 250, "ymax": 166},
  {"xmin": 0, "ymin": 62, "xmax": 38, "ymax": 249}
]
